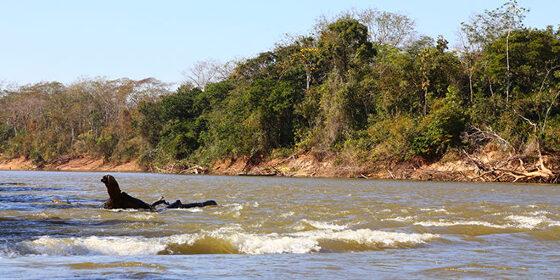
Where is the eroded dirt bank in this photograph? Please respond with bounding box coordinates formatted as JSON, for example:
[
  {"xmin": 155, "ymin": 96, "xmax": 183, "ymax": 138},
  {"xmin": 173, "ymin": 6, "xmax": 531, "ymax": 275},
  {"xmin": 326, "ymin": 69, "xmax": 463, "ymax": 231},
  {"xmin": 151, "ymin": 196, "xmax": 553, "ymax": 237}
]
[
  {"xmin": 211, "ymin": 145, "xmax": 560, "ymax": 183},
  {"xmin": 0, "ymin": 156, "xmax": 141, "ymax": 173},
  {"xmin": 1, "ymin": 147, "xmax": 558, "ymax": 183}
]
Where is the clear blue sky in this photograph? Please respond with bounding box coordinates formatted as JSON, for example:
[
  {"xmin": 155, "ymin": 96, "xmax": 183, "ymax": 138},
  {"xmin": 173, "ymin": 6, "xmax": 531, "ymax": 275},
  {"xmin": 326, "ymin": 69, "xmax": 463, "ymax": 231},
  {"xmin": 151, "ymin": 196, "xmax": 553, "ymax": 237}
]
[{"xmin": 0, "ymin": 0, "xmax": 557, "ymax": 85}]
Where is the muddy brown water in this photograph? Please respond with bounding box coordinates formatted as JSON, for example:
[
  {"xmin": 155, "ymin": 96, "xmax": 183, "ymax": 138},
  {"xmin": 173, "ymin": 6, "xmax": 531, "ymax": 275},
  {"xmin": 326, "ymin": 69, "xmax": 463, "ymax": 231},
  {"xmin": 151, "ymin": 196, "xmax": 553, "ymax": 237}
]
[{"xmin": 0, "ymin": 171, "xmax": 558, "ymax": 279}]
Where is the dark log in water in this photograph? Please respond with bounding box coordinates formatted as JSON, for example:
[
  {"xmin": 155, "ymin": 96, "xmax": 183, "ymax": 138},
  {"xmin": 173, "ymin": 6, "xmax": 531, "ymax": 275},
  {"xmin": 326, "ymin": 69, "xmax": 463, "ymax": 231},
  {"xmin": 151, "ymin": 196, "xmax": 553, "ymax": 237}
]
[
  {"xmin": 101, "ymin": 175, "xmax": 153, "ymax": 210},
  {"xmin": 101, "ymin": 174, "xmax": 218, "ymax": 210},
  {"xmin": 166, "ymin": 199, "xmax": 218, "ymax": 209}
]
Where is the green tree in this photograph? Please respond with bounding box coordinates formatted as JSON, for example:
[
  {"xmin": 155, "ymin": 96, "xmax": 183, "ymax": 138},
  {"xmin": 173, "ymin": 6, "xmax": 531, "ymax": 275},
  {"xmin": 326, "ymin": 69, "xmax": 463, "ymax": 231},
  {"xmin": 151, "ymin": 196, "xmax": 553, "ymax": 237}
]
[
  {"xmin": 318, "ymin": 18, "xmax": 376, "ymax": 80},
  {"xmin": 482, "ymin": 28, "xmax": 560, "ymax": 98},
  {"xmin": 412, "ymin": 87, "xmax": 468, "ymax": 159}
]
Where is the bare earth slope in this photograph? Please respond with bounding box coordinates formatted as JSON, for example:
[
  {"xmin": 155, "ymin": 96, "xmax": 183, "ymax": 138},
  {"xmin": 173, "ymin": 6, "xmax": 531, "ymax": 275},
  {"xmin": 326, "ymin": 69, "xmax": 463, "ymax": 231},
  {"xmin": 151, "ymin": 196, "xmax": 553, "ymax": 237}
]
[{"xmin": 1, "ymin": 147, "xmax": 558, "ymax": 183}]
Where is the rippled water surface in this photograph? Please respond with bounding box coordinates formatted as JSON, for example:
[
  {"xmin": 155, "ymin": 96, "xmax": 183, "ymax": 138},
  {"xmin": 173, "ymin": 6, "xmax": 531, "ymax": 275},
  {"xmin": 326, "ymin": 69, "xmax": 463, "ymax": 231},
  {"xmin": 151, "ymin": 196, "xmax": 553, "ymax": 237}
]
[{"xmin": 0, "ymin": 171, "xmax": 559, "ymax": 279}]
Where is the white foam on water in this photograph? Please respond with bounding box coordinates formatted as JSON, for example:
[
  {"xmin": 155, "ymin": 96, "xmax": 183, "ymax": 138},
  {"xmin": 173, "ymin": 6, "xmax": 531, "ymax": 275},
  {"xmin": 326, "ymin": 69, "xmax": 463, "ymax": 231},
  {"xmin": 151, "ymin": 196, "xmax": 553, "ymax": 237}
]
[
  {"xmin": 231, "ymin": 204, "xmax": 244, "ymax": 211},
  {"xmin": 130, "ymin": 212, "xmax": 157, "ymax": 220},
  {"xmin": 222, "ymin": 229, "xmax": 437, "ymax": 254},
  {"xmin": 250, "ymin": 222, "xmax": 262, "ymax": 228},
  {"xmin": 420, "ymin": 208, "xmax": 449, "ymax": 214},
  {"xmin": 528, "ymin": 210, "xmax": 550, "ymax": 216},
  {"xmin": 416, "ymin": 215, "xmax": 560, "ymax": 230},
  {"xmin": 25, "ymin": 235, "xmax": 171, "ymax": 256},
  {"xmin": 505, "ymin": 215, "xmax": 557, "ymax": 229},
  {"xmin": 280, "ymin": 211, "xmax": 295, "ymax": 218},
  {"xmin": 293, "ymin": 229, "xmax": 438, "ymax": 248},
  {"xmin": 224, "ymin": 232, "xmax": 320, "ymax": 254},
  {"xmin": 215, "ymin": 203, "xmax": 244, "ymax": 217},
  {"xmin": 549, "ymin": 221, "xmax": 560, "ymax": 227},
  {"xmin": 209, "ymin": 228, "xmax": 436, "ymax": 254},
  {"xmin": 20, "ymin": 227, "xmax": 438, "ymax": 256},
  {"xmin": 31, "ymin": 212, "xmax": 50, "ymax": 219},
  {"xmin": 382, "ymin": 216, "xmax": 414, "ymax": 222},
  {"xmin": 414, "ymin": 220, "xmax": 508, "ymax": 228},
  {"xmin": 107, "ymin": 209, "xmax": 140, "ymax": 212},
  {"xmin": 0, "ymin": 244, "xmax": 18, "ymax": 258},
  {"xmin": 222, "ymin": 203, "xmax": 243, "ymax": 211},
  {"xmin": 300, "ymin": 219, "xmax": 348, "ymax": 230},
  {"xmin": 169, "ymin": 208, "xmax": 203, "ymax": 213}
]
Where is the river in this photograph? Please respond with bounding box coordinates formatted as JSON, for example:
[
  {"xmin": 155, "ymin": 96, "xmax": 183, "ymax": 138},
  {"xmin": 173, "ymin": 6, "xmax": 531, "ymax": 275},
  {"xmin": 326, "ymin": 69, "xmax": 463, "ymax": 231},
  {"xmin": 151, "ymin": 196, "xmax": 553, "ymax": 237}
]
[{"xmin": 0, "ymin": 171, "xmax": 558, "ymax": 279}]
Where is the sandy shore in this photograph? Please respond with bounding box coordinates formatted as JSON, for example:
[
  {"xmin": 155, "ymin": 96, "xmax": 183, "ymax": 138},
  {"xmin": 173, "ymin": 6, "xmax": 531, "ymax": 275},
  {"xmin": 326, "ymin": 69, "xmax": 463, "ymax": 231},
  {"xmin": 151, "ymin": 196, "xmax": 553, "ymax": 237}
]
[{"xmin": 0, "ymin": 156, "xmax": 142, "ymax": 173}]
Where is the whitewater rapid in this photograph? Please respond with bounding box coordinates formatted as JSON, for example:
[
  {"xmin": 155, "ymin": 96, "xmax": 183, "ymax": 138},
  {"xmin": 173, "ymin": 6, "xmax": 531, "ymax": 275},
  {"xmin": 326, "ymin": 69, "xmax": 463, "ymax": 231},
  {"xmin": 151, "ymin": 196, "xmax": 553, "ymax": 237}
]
[{"xmin": 19, "ymin": 224, "xmax": 439, "ymax": 256}]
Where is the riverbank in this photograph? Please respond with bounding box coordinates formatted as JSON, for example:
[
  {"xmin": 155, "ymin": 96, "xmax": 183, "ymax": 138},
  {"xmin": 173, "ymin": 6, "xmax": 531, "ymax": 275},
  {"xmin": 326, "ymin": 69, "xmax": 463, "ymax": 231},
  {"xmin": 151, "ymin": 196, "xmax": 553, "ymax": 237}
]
[
  {"xmin": 0, "ymin": 156, "xmax": 141, "ymax": 173},
  {"xmin": 1, "ymin": 147, "xmax": 558, "ymax": 183},
  {"xmin": 210, "ymin": 148, "xmax": 557, "ymax": 182}
]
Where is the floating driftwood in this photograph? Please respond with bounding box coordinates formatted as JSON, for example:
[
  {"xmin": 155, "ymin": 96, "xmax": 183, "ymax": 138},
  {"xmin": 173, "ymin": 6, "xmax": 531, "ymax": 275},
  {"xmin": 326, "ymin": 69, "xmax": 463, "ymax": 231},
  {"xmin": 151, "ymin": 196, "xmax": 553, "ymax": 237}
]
[{"xmin": 100, "ymin": 174, "xmax": 218, "ymax": 210}]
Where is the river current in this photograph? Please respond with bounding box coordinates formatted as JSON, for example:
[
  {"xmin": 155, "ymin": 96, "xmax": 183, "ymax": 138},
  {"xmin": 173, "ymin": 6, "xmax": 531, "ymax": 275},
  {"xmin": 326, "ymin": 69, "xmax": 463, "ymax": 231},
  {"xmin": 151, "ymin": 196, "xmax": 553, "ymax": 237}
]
[{"xmin": 0, "ymin": 171, "xmax": 558, "ymax": 279}]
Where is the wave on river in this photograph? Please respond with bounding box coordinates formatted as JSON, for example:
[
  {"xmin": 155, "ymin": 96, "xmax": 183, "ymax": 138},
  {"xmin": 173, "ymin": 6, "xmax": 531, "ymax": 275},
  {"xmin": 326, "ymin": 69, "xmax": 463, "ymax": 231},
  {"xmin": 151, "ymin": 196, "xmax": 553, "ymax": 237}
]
[{"xmin": 17, "ymin": 226, "xmax": 438, "ymax": 256}]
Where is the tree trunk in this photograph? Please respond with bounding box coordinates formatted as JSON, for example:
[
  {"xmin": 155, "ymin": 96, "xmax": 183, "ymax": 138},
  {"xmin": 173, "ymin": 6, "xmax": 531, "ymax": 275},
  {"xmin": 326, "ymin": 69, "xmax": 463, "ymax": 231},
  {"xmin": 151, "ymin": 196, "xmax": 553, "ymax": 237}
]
[
  {"xmin": 469, "ymin": 71, "xmax": 474, "ymax": 103},
  {"xmin": 505, "ymin": 29, "xmax": 511, "ymax": 103},
  {"xmin": 306, "ymin": 72, "xmax": 311, "ymax": 91},
  {"xmin": 423, "ymin": 89, "xmax": 428, "ymax": 115}
]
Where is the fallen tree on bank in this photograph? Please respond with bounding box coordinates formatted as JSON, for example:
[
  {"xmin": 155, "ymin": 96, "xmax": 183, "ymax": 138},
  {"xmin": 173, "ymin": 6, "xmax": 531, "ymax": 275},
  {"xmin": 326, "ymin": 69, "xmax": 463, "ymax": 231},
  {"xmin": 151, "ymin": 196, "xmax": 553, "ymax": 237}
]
[{"xmin": 461, "ymin": 126, "xmax": 558, "ymax": 183}]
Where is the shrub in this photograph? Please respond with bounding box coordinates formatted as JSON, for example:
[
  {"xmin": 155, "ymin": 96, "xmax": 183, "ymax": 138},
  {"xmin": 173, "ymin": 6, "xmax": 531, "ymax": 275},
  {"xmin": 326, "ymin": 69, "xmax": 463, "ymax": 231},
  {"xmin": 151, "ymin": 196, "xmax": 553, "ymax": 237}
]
[
  {"xmin": 412, "ymin": 87, "xmax": 468, "ymax": 159},
  {"xmin": 0, "ymin": 124, "xmax": 14, "ymax": 151},
  {"xmin": 368, "ymin": 115, "xmax": 416, "ymax": 161},
  {"xmin": 543, "ymin": 116, "xmax": 560, "ymax": 152},
  {"xmin": 341, "ymin": 115, "xmax": 416, "ymax": 163}
]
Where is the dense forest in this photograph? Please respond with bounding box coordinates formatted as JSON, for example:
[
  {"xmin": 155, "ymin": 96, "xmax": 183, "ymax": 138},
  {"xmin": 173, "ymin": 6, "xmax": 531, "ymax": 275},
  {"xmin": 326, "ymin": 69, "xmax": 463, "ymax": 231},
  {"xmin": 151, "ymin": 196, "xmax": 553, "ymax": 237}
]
[{"xmin": 1, "ymin": 1, "xmax": 559, "ymax": 182}]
